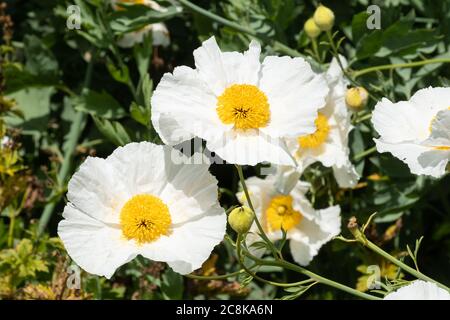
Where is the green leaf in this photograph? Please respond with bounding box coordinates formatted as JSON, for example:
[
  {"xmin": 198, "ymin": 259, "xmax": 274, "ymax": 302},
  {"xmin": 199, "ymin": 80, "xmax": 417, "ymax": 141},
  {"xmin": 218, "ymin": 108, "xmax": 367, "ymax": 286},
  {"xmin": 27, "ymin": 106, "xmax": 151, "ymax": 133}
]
[
  {"xmin": 109, "ymin": 4, "xmax": 180, "ymax": 34},
  {"xmin": 142, "ymin": 73, "xmax": 153, "ymax": 110},
  {"xmin": 161, "ymin": 268, "xmax": 183, "ymax": 300},
  {"xmin": 93, "ymin": 116, "xmax": 131, "ymax": 146},
  {"xmin": 5, "ymin": 86, "xmax": 55, "ymax": 134},
  {"xmin": 130, "ymin": 102, "xmax": 150, "ymax": 126},
  {"xmin": 75, "ymin": 90, "xmax": 126, "ymax": 119},
  {"xmin": 23, "ymin": 35, "xmax": 59, "ymax": 78},
  {"xmin": 356, "ymin": 30, "xmax": 383, "ymax": 60},
  {"xmin": 106, "ymin": 58, "xmax": 130, "ymax": 85},
  {"xmin": 351, "ymin": 11, "xmax": 370, "ymax": 43},
  {"xmin": 134, "ymin": 33, "xmax": 153, "ymax": 79}
]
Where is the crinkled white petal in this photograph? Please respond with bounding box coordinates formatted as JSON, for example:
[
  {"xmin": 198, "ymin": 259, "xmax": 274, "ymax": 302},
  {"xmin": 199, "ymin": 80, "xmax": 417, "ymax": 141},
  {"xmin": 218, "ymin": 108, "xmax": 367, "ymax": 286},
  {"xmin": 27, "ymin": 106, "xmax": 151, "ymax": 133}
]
[
  {"xmin": 422, "ymin": 109, "xmax": 450, "ymax": 148},
  {"xmin": 375, "ymin": 139, "xmax": 446, "ymax": 178},
  {"xmin": 59, "ymin": 142, "xmax": 226, "ymax": 277},
  {"xmin": 108, "ymin": 143, "xmax": 221, "ymax": 224},
  {"xmin": 67, "ymin": 157, "xmax": 130, "ymax": 224},
  {"xmin": 288, "ymin": 205, "xmax": 341, "ymax": 266},
  {"xmin": 206, "ymin": 129, "xmax": 296, "ymax": 166},
  {"xmin": 238, "ymin": 168, "xmax": 341, "ymax": 265},
  {"xmin": 259, "ymin": 56, "xmax": 328, "ymax": 138},
  {"xmin": 332, "ymin": 162, "xmax": 360, "ymax": 188},
  {"xmin": 138, "ymin": 206, "xmax": 226, "ymax": 274},
  {"xmin": 372, "ymin": 99, "xmax": 430, "ymax": 143},
  {"xmin": 372, "ymin": 87, "xmax": 450, "ymax": 144},
  {"xmin": 151, "ymin": 65, "xmax": 227, "ymax": 145},
  {"xmin": 384, "ymin": 281, "xmax": 450, "ymax": 300},
  {"xmin": 193, "ymin": 37, "xmax": 261, "ymax": 95},
  {"xmin": 58, "ymin": 204, "xmax": 137, "ymax": 279}
]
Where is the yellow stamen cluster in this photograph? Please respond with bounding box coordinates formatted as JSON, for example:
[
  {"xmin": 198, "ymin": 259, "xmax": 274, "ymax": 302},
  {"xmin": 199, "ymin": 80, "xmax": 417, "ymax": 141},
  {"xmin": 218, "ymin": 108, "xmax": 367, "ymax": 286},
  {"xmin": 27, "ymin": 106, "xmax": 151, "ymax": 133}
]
[
  {"xmin": 298, "ymin": 113, "xmax": 330, "ymax": 149},
  {"xmin": 216, "ymin": 84, "xmax": 270, "ymax": 130},
  {"xmin": 265, "ymin": 195, "xmax": 302, "ymax": 232},
  {"xmin": 120, "ymin": 194, "xmax": 171, "ymax": 244}
]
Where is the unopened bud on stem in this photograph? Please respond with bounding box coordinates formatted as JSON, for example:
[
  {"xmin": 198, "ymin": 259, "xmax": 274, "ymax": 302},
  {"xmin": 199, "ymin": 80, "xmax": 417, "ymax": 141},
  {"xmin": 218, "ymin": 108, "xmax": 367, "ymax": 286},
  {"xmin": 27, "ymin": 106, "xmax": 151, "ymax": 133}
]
[
  {"xmin": 346, "ymin": 87, "xmax": 369, "ymax": 109},
  {"xmin": 313, "ymin": 5, "xmax": 335, "ymax": 31},
  {"xmin": 228, "ymin": 206, "xmax": 254, "ymax": 234},
  {"xmin": 304, "ymin": 18, "xmax": 321, "ymax": 39}
]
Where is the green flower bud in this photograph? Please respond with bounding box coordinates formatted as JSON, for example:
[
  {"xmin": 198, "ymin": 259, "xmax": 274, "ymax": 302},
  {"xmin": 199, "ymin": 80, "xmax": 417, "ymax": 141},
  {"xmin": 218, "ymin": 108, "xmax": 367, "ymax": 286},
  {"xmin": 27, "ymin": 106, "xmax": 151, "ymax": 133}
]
[
  {"xmin": 345, "ymin": 87, "xmax": 369, "ymax": 109},
  {"xmin": 313, "ymin": 5, "xmax": 335, "ymax": 32},
  {"xmin": 304, "ymin": 18, "xmax": 321, "ymax": 39},
  {"xmin": 228, "ymin": 206, "xmax": 254, "ymax": 234}
]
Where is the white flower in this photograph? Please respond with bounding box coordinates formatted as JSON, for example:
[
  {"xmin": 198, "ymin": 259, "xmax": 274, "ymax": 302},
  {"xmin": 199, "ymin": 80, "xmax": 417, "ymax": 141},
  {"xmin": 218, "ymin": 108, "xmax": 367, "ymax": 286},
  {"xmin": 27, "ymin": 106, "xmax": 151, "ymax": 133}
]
[
  {"xmin": 287, "ymin": 56, "xmax": 360, "ymax": 188},
  {"xmin": 384, "ymin": 281, "xmax": 450, "ymax": 300},
  {"xmin": 372, "ymin": 87, "xmax": 450, "ymax": 178},
  {"xmin": 237, "ymin": 166, "xmax": 341, "ymax": 266},
  {"xmin": 57, "ymin": 142, "xmax": 226, "ymax": 278},
  {"xmin": 112, "ymin": 0, "xmax": 170, "ymax": 48},
  {"xmin": 151, "ymin": 36, "xmax": 329, "ymax": 166}
]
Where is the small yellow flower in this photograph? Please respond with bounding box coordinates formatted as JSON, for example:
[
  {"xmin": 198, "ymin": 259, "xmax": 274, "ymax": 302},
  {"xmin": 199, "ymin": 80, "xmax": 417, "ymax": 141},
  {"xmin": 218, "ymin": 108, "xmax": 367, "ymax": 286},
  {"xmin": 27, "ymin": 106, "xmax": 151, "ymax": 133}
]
[{"xmin": 313, "ymin": 5, "xmax": 335, "ymax": 31}]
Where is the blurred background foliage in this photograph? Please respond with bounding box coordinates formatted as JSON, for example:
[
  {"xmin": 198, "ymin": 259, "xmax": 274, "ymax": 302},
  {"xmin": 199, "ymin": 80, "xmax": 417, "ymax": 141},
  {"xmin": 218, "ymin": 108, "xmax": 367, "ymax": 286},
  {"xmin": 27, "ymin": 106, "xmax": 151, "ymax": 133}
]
[{"xmin": 0, "ymin": 0, "xmax": 449, "ymax": 299}]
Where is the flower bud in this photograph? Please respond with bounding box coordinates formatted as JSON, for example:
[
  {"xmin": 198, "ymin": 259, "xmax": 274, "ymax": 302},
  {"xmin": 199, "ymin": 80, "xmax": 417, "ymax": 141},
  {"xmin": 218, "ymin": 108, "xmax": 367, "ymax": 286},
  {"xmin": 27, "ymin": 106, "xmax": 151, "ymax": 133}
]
[
  {"xmin": 304, "ymin": 18, "xmax": 321, "ymax": 39},
  {"xmin": 345, "ymin": 87, "xmax": 369, "ymax": 109},
  {"xmin": 313, "ymin": 5, "xmax": 335, "ymax": 32},
  {"xmin": 228, "ymin": 206, "xmax": 254, "ymax": 234}
]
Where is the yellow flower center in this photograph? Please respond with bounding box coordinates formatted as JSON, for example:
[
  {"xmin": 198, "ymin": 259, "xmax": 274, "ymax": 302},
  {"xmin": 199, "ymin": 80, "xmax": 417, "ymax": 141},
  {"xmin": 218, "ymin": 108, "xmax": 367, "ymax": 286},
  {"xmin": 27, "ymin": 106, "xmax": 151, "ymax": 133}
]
[
  {"xmin": 216, "ymin": 84, "xmax": 270, "ymax": 130},
  {"xmin": 298, "ymin": 113, "xmax": 330, "ymax": 149},
  {"xmin": 120, "ymin": 194, "xmax": 171, "ymax": 244},
  {"xmin": 265, "ymin": 195, "xmax": 302, "ymax": 232}
]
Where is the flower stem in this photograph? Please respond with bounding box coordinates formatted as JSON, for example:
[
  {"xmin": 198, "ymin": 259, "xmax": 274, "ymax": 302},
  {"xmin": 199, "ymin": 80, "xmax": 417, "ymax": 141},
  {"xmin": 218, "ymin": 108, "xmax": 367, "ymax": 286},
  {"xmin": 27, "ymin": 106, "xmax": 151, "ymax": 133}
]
[
  {"xmin": 243, "ymin": 250, "xmax": 381, "ymax": 300},
  {"xmin": 364, "ymin": 239, "xmax": 450, "ymax": 292},
  {"xmin": 353, "ymin": 146, "xmax": 377, "ymax": 161},
  {"xmin": 235, "ymin": 165, "xmax": 280, "ymax": 258},
  {"xmin": 38, "ymin": 53, "xmax": 96, "ymax": 236},
  {"xmin": 352, "ymin": 58, "xmax": 450, "ymax": 78},
  {"xmin": 186, "ymin": 269, "xmax": 246, "ymax": 280},
  {"xmin": 236, "ymin": 235, "xmax": 315, "ymax": 288}
]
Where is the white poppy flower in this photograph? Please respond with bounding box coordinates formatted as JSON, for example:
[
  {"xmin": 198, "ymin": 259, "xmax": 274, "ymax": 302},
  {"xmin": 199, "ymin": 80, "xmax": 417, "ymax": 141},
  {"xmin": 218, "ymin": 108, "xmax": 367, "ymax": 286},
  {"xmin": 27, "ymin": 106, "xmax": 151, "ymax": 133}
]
[
  {"xmin": 237, "ymin": 166, "xmax": 341, "ymax": 266},
  {"xmin": 372, "ymin": 87, "xmax": 450, "ymax": 178},
  {"xmin": 57, "ymin": 142, "xmax": 226, "ymax": 278},
  {"xmin": 384, "ymin": 281, "xmax": 450, "ymax": 300},
  {"xmin": 112, "ymin": 0, "xmax": 170, "ymax": 48},
  {"xmin": 151, "ymin": 36, "xmax": 329, "ymax": 166},
  {"xmin": 287, "ymin": 56, "xmax": 360, "ymax": 188}
]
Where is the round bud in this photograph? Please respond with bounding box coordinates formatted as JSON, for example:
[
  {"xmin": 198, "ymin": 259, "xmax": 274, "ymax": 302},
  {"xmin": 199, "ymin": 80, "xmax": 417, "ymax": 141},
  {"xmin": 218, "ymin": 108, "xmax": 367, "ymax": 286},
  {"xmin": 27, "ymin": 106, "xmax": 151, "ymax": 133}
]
[
  {"xmin": 345, "ymin": 87, "xmax": 369, "ymax": 109},
  {"xmin": 228, "ymin": 206, "xmax": 254, "ymax": 234},
  {"xmin": 304, "ymin": 18, "xmax": 321, "ymax": 39},
  {"xmin": 313, "ymin": 5, "xmax": 335, "ymax": 32}
]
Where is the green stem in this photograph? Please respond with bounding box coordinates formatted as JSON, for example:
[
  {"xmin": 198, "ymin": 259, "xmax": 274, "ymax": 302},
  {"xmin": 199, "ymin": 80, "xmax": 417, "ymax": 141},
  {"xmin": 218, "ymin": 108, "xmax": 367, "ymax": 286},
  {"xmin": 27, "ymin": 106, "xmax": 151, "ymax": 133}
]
[
  {"xmin": 326, "ymin": 31, "xmax": 346, "ymax": 74},
  {"xmin": 311, "ymin": 38, "xmax": 321, "ymax": 63},
  {"xmin": 177, "ymin": 0, "xmax": 304, "ymax": 59},
  {"xmin": 38, "ymin": 54, "xmax": 96, "ymax": 236},
  {"xmin": 244, "ymin": 251, "xmax": 381, "ymax": 300},
  {"xmin": 7, "ymin": 209, "xmax": 16, "ymax": 247},
  {"xmin": 185, "ymin": 269, "xmax": 246, "ymax": 280},
  {"xmin": 236, "ymin": 235, "xmax": 315, "ymax": 288},
  {"xmin": 353, "ymin": 146, "xmax": 377, "ymax": 161},
  {"xmin": 235, "ymin": 165, "xmax": 279, "ymax": 258},
  {"xmin": 364, "ymin": 239, "xmax": 450, "ymax": 292},
  {"xmin": 353, "ymin": 59, "xmax": 450, "ymax": 78}
]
